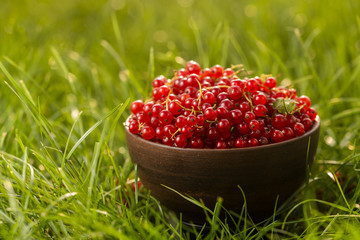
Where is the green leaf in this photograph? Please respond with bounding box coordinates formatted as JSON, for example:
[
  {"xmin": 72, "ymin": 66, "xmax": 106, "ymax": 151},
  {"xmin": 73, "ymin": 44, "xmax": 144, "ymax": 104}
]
[{"xmin": 273, "ymin": 98, "xmax": 297, "ymax": 114}]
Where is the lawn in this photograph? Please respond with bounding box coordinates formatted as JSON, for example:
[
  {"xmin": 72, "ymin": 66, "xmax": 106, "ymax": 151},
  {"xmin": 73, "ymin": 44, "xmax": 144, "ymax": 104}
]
[{"xmin": 1, "ymin": 0, "xmax": 360, "ymax": 239}]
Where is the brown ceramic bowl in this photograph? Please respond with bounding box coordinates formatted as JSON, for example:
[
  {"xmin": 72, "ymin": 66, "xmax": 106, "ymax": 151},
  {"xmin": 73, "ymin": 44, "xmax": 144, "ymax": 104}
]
[{"xmin": 125, "ymin": 117, "xmax": 320, "ymax": 224}]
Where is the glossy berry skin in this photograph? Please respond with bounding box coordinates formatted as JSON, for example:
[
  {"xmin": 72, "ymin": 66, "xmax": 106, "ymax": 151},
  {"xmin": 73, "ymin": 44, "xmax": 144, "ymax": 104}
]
[
  {"xmin": 253, "ymin": 105, "xmax": 268, "ymax": 117},
  {"xmin": 229, "ymin": 109, "xmax": 243, "ymax": 124},
  {"xmin": 163, "ymin": 124, "xmax": 176, "ymax": 138},
  {"xmin": 140, "ymin": 126, "xmax": 155, "ymax": 140},
  {"xmin": 264, "ymin": 77, "xmax": 277, "ymax": 89},
  {"xmin": 246, "ymin": 78, "xmax": 258, "ymax": 92},
  {"xmin": 159, "ymin": 110, "xmax": 173, "ymax": 125},
  {"xmin": 293, "ymin": 122, "xmax": 305, "ymax": 136},
  {"xmin": 227, "ymin": 86, "xmax": 243, "ymax": 100},
  {"xmin": 206, "ymin": 127, "xmax": 219, "ymax": 141},
  {"xmin": 128, "ymin": 60, "xmax": 317, "ymax": 148},
  {"xmin": 189, "ymin": 136, "xmax": 204, "ymax": 148},
  {"xmin": 215, "ymin": 140, "xmax": 227, "ymax": 149},
  {"xmin": 271, "ymin": 129, "xmax": 284, "ymax": 143},
  {"xmin": 211, "ymin": 65, "xmax": 224, "ymax": 79},
  {"xmin": 186, "ymin": 60, "xmax": 201, "ymax": 75},
  {"xmin": 151, "ymin": 104, "xmax": 164, "ymax": 117},
  {"xmin": 234, "ymin": 137, "xmax": 247, "ymax": 148},
  {"xmin": 305, "ymin": 108, "xmax": 317, "ymax": 121},
  {"xmin": 175, "ymin": 134, "xmax": 188, "ymax": 148},
  {"xmin": 203, "ymin": 92, "xmax": 216, "ymax": 105},
  {"xmin": 217, "ymin": 119, "xmax": 231, "ymax": 133},
  {"xmin": 152, "ymin": 75, "xmax": 167, "ymax": 88},
  {"xmin": 272, "ymin": 114, "xmax": 286, "ymax": 130},
  {"xmin": 204, "ymin": 107, "xmax": 217, "ymax": 121},
  {"xmin": 129, "ymin": 121, "xmax": 139, "ymax": 134},
  {"xmin": 131, "ymin": 100, "xmax": 144, "ymax": 115}
]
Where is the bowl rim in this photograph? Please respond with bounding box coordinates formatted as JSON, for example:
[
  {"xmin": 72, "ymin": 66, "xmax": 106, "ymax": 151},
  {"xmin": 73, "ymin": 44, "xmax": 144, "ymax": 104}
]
[{"xmin": 124, "ymin": 116, "xmax": 320, "ymax": 153}]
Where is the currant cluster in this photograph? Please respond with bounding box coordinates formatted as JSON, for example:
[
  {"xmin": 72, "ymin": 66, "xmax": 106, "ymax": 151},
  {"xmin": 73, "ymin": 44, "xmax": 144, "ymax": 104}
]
[{"xmin": 126, "ymin": 60, "xmax": 317, "ymax": 149}]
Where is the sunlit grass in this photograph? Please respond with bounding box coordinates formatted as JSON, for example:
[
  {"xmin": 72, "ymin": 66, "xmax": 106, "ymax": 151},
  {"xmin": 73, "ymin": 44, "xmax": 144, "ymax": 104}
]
[{"xmin": 0, "ymin": 0, "xmax": 360, "ymax": 239}]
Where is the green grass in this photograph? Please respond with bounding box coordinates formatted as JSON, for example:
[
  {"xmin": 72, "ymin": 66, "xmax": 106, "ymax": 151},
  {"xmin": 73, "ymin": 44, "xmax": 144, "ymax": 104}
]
[{"xmin": 1, "ymin": 0, "xmax": 360, "ymax": 239}]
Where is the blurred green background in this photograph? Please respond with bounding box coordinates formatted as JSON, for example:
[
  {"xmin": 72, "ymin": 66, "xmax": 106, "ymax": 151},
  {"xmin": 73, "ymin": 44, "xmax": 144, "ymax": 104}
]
[{"xmin": 1, "ymin": 0, "xmax": 360, "ymax": 157}]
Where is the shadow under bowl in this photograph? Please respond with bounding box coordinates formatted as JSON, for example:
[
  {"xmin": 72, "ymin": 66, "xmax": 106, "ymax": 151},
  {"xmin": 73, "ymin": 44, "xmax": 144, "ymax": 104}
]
[{"xmin": 125, "ymin": 117, "xmax": 320, "ymax": 224}]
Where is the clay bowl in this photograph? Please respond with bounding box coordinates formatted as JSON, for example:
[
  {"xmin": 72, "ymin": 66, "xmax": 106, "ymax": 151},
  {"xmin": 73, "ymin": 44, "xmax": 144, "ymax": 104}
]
[{"xmin": 125, "ymin": 117, "xmax": 320, "ymax": 224}]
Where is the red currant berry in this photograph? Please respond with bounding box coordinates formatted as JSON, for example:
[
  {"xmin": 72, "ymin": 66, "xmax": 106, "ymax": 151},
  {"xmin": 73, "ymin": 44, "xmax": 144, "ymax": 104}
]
[
  {"xmin": 175, "ymin": 115, "xmax": 187, "ymax": 128},
  {"xmin": 293, "ymin": 122, "xmax": 305, "ymax": 136},
  {"xmin": 163, "ymin": 124, "xmax": 176, "ymax": 138},
  {"xmin": 189, "ymin": 136, "xmax": 204, "ymax": 148},
  {"xmin": 186, "ymin": 60, "xmax": 201, "ymax": 75},
  {"xmin": 272, "ymin": 114, "xmax": 286, "ymax": 130},
  {"xmin": 210, "ymin": 64, "xmax": 224, "ymax": 79},
  {"xmin": 204, "ymin": 107, "xmax": 217, "ymax": 121},
  {"xmin": 216, "ymin": 106, "xmax": 229, "ymax": 120},
  {"xmin": 249, "ymin": 119, "xmax": 260, "ymax": 130},
  {"xmin": 151, "ymin": 104, "xmax": 164, "ymax": 117},
  {"xmin": 282, "ymin": 127, "xmax": 295, "ymax": 140},
  {"xmin": 162, "ymin": 136, "xmax": 174, "ymax": 146},
  {"xmin": 129, "ymin": 121, "xmax": 139, "ymax": 134},
  {"xmin": 227, "ymin": 86, "xmax": 243, "ymax": 100},
  {"xmin": 143, "ymin": 102, "xmax": 154, "ymax": 116},
  {"xmin": 234, "ymin": 137, "xmax": 247, "ymax": 148},
  {"xmin": 244, "ymin": 111, "xmax": 256, "ymax": 123},
  {"xmin": 237, "ymin": 122, "xmax": 250, "ymax": 135},
  {"xmin": 175, "ymin": 134, "xmax": 188, "ymax": 148},
  {"xmin": 229, "ymin": 109, "xmax": 243, "ymax": 124},
  {"xmin": 155, "ymin": 126, "xmax": 164, "ymax": 139},
  {"xmin": 187, "ymin": 115, "xmax": 198, "ymax": 126},
  {"xmin": 305, "ymin": 108, "xmax": 317, "ymax": 121},
  {"xmin": 140, "ymin": 126, "xmax": 155, "ymax": 140},
  {"xmin": 253, "ymin": 105, "xmax": 268, "ymax": 117},
  {"xmin": 252, "ymin": 93, "xmax": 267, "ymax": 105},
  {"xmin": 159, "ymin": 110, "xmax": 174, "ymax": 125},
  {"xmin": 301, "ymin": 118, "xmax": 312, "ymax": 131},
  {"xmin": 264, "ymin": 77, "xmax": 277, "ymax": 89},
  {"xmin": 168, "ymin": 100, "xmax": 183, "ymax": 116},
  {"xmin": 131, "ymin": 100, "xmax": 144, "ymax": 115},
  {"xmin": 206, "ymin": 127, "xmax": 219, "ymax": 141},
  {"xmin": 152, "ymin": 75, "xmax": 167, "ymax": 88},
  {"xmin": 247, "ymin": 138, "xmax": 259, "ymax": 147},
  {"xmin": 246, "ymin": 78, "xmax": 258, "ymax": 93},
  {"xmin": 239, "ymin": 101, "xmax": 251, "ymax": 114},
  {"xmin": 271, "ymin": 129, "xmax": 284, "ymax": 143},
  {"xmin": 215, "ymin": 140, "xmax": 227, "ymax": 149},
  {"xmin": 203, "ymin": 92, "xmax": 216, "ymax": 105},
  {"xmin": 217, "ymin": 119, "xmax": 231, "ymax": 133},
  {"xmin": 181, "ymin": 126, "xmax": 194, "ymax": 138}
]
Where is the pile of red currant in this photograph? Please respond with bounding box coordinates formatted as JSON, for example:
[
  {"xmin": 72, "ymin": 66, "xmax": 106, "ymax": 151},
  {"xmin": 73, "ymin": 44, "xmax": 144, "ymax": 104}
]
[{"xmin": 126, "ymin": 61, "xmax": 317, "ymax": 149}]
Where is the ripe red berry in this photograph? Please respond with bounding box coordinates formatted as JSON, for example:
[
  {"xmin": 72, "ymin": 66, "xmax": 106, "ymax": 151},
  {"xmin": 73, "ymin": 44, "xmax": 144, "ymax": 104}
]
[
  {"xmin": 271, "ymin": 129, "xmax": 284, "ymax": 143},
  {"xmin": 246, "ymin": 78, "xmax": 258, "ymax": 93},
  {"xmin": 129, "ymin": 121, "xmax": 139, "ymax": 134},
  {"xmin": 234, "ymin": 137, "xmax": 247, "ymax": 148},
  {"xmin": 217, "ymin": 119, "xmax": 231, "ymax": 133},
  {"xmin": 175, "ymin": 134, "xmax": 188, "ymax": 148},
  {"xmin": 186, "ymin": 60, "xmax": 201, "ymax": 75},
  {"xmin": 204, "ymin": 107, "xmax": 217, "ymax": 121},
  {"xmin": 159, "ymin": 110, "xmax": 173, "ymax": 125},
  {"xmin": 264, "ymin": 77, "xmax": 277, "ymax": 89},
  {"xmin": 127, "ymin": 61, "xmax": 317, "ymax": 149},
  {"xmin": 227, "ymin": 86, "xmax": 243, "ymax": 100},
  {"xmin": 272, "ymin": 114, "xmax": 286, "ymax": 130},
  {"xmin": 210, "ymin": 64, "xmax": 224, "ymax": 79},
  {"xmin": 152, "ymin": 75, "xmax": 167, "ymax": 88},
  {"xmin": 131, "ymin": 100, "xmax": 144, "ymax": 115},
  {"xmin": 140, "ymin": 126, "xmax": 155, "ymax": 140},
  {"xmin": 253, "ymin": 105, "xmax": 268, "ymax": 117},
  {"xmin": 293, "ymin": 122, "xmax": 305, "ymax": 136}
]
